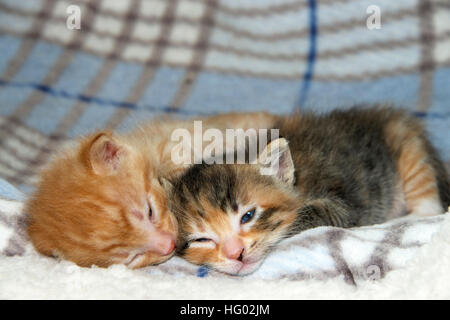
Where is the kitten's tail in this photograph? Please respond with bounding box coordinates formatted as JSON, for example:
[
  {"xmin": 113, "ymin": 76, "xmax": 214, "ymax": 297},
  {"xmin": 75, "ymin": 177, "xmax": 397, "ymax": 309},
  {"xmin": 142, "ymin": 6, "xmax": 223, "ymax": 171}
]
[{"xmin": 383, "ymin": 108, "xmax": 449, "ymax": 216}]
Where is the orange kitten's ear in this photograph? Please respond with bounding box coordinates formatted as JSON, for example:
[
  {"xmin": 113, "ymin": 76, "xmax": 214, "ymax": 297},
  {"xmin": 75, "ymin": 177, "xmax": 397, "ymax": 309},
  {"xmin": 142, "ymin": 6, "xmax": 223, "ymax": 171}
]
[
  {"xmin": 88, "ymin": 132, "xmax": 127, "ymax": 176},
  {"xmin": 159, "ymin": 176, "xmax": 174, "ymax": 192},
  {"xmin": 255, "ymin": 138, "xmax": 295, "ymax": 185}
]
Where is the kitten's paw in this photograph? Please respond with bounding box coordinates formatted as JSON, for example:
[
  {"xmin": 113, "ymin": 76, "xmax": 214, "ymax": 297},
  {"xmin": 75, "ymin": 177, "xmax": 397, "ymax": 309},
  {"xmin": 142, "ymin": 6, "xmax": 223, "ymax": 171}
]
[{"xmin": 409, "ymin": 199, "xmax": 444, "ymax": 217}]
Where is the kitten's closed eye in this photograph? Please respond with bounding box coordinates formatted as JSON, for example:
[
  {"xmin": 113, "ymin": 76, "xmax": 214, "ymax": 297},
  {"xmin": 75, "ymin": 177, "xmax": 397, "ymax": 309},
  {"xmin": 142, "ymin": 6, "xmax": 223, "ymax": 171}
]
[
  {"xmin": 194, "ymin": 238, "xmax": 211, "ymax": 242},
  {"xmin": 148, "ymin": 207, "xmax": 153, "ymax": 219},
  {"xmin": 187, "ymin": 237, "xmax": 217, "ymax": 249}
]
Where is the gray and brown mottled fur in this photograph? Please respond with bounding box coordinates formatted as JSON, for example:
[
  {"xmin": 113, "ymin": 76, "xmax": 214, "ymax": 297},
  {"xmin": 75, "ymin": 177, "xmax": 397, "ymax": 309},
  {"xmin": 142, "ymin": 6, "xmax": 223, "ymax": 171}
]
[{"xmin": 166, "ymin": 106, "xmax": 449, "ymax": 275}]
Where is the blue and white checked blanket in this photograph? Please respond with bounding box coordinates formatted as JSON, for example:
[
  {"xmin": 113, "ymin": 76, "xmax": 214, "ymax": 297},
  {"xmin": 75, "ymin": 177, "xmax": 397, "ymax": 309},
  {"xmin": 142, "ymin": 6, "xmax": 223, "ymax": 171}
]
[{"xmin": 0, "ymin": 0, "xmax": 449, "ymax": 193}]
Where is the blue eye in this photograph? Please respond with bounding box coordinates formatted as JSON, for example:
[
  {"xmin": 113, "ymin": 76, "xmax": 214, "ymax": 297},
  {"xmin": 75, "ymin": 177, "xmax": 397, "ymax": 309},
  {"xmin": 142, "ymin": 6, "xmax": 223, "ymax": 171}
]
[{"xmin": 240, "ymin": 208, "xmax": 256, "ymax": 224}]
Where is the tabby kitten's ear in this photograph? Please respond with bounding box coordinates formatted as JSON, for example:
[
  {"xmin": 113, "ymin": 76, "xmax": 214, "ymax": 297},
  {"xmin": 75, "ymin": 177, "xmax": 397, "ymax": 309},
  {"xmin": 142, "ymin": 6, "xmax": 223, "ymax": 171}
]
[
  {"xmin": 87, "ymin": 132, "xmax": 127, "ymax": 176},
  {"xmin": 255, "ymin": 138, "xmax": 295, "ymax": 185}
]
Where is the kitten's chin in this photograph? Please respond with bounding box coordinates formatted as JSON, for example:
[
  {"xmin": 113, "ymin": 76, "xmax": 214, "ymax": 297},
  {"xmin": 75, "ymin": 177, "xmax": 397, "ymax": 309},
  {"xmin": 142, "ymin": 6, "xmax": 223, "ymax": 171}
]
[
  {"xmin": 218, "ymin": 260, "xmax": 263, "ymax": 276},
  {"xmin": 125, "ymin": 250, "xmax": 174, "ymax": 269},
  {"xmin": 236, "ymin": 260, "xmax": 263, "ymax": 276}
]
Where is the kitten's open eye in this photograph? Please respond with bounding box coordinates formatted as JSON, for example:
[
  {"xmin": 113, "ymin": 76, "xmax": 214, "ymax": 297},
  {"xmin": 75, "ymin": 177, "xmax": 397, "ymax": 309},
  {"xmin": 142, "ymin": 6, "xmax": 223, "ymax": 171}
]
[{"xmin": 240, "ymin": 208, "xmax": 256, "ymax": 224}]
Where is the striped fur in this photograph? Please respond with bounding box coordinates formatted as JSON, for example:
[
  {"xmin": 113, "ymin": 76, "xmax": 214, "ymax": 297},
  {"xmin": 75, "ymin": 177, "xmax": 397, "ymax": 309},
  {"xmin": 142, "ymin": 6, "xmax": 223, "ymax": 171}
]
[
  {"xmin": 384, "ymin": 112, "xmax": 450, "ymax": 216},
  {"xmin": 26, "ymin": 131, "xmax": 178, "ymax": 268}
]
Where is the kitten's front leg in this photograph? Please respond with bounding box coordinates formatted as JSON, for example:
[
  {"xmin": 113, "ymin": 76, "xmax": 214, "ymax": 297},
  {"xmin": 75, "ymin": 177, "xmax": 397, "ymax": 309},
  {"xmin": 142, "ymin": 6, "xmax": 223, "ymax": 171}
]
[{"xmin": 290, "ymin": 198, "xmax": 354, "ymax": 234}]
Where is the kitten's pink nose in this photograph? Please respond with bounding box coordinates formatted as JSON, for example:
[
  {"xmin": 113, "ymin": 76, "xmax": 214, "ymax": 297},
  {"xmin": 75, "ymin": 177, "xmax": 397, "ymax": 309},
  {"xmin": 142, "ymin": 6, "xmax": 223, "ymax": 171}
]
[
  {"xmin": 223, "ymin": 236, "xmax": 245, "ymax": 260},
  {"xmin": 148, "ymin": 230, "xmax": 175, "ymax": 256}
]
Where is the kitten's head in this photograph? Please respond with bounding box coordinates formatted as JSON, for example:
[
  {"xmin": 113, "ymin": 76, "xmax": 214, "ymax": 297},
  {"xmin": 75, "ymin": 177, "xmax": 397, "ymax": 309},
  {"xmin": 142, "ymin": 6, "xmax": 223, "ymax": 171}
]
[
  {"xmin": 26, "ymin": 132, "xmax": 177, "ymax": 269},
  {"xmin": 166, "ymin": 139, "xmax": 300, "ymax": 275}
]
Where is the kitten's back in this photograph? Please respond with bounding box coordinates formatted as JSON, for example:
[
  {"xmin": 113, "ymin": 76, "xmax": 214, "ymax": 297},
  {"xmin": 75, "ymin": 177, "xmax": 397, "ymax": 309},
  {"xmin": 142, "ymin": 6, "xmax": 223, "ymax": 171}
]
[{"xmin": 276, "ymin": 106, "xmax": 449, "ymax": 223}]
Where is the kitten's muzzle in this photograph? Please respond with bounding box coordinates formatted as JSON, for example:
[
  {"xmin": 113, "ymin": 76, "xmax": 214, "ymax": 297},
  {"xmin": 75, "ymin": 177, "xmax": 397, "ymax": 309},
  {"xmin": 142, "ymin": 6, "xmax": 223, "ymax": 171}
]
[
  {"xmin": 148, "ymin": 229, "xmax": 176, "ymax": 256},
  {"xmin": 223, "ymin": 236, "xmax": 245, "ymax": 261}
]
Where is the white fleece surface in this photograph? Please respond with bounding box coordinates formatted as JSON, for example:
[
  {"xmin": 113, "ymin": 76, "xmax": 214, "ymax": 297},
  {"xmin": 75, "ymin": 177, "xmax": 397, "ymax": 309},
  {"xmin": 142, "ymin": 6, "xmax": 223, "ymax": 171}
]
[{"xmin": 1, "ymin": 207, "xmax": 450, "ymax": 299}]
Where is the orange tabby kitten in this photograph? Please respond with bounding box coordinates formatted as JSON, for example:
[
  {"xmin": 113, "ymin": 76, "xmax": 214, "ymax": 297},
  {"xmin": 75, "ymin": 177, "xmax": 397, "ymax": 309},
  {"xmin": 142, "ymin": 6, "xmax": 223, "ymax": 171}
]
[{"xmin": 26, "ymin": 112, "xmax": 279, "ymax": 269}]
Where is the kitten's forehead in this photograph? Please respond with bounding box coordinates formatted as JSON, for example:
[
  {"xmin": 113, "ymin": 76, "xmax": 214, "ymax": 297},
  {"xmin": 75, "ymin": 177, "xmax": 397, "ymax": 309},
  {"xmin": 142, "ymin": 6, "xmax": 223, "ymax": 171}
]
[
  {"xmin": 173, "ymin": 163, "xmax": 283, "ymax": 219},
  {"xmin": 174, "ymin": 164, "xmax": 239, "ymax": 212},
  {"xmin": 179, "ymin": 164, "xmax": 272, "ymax": 205}
]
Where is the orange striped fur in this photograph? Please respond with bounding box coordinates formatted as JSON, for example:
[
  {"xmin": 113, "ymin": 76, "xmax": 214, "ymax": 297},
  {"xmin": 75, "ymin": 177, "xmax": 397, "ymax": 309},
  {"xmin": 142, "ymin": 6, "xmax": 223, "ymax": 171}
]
[{"xmin": 384, "ymin": 114, "xmax": 447, "ymax": 216}]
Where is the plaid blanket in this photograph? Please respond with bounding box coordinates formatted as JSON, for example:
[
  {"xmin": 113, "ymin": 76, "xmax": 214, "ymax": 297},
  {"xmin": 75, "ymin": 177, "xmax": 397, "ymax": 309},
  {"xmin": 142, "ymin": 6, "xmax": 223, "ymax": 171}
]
[{"xmin": 0, "ymin": 0, "xmax": 449, "ymax": 193}]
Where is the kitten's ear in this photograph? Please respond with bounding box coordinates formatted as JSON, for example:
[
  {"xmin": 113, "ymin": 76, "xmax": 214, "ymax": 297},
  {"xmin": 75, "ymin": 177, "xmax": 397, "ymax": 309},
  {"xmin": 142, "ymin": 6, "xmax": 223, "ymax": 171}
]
[
  {"xmin": 87, "ymin": 132, "xmax": 127, "ymax": 176},
  {"xmin": 255, "ymin": 138, "xmax": 295, "ymax": 185},
  {"xmin": 159, "ymin": 177, "xmax": 174, "ymax": 192}
]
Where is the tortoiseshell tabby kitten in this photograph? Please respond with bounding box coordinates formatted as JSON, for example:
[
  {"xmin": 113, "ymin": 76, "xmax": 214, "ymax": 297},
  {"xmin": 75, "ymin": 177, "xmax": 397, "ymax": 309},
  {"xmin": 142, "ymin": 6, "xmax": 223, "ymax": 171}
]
[{"xmin": 165, "ymin": 107, "xmax": 450, "ymax": 275}]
